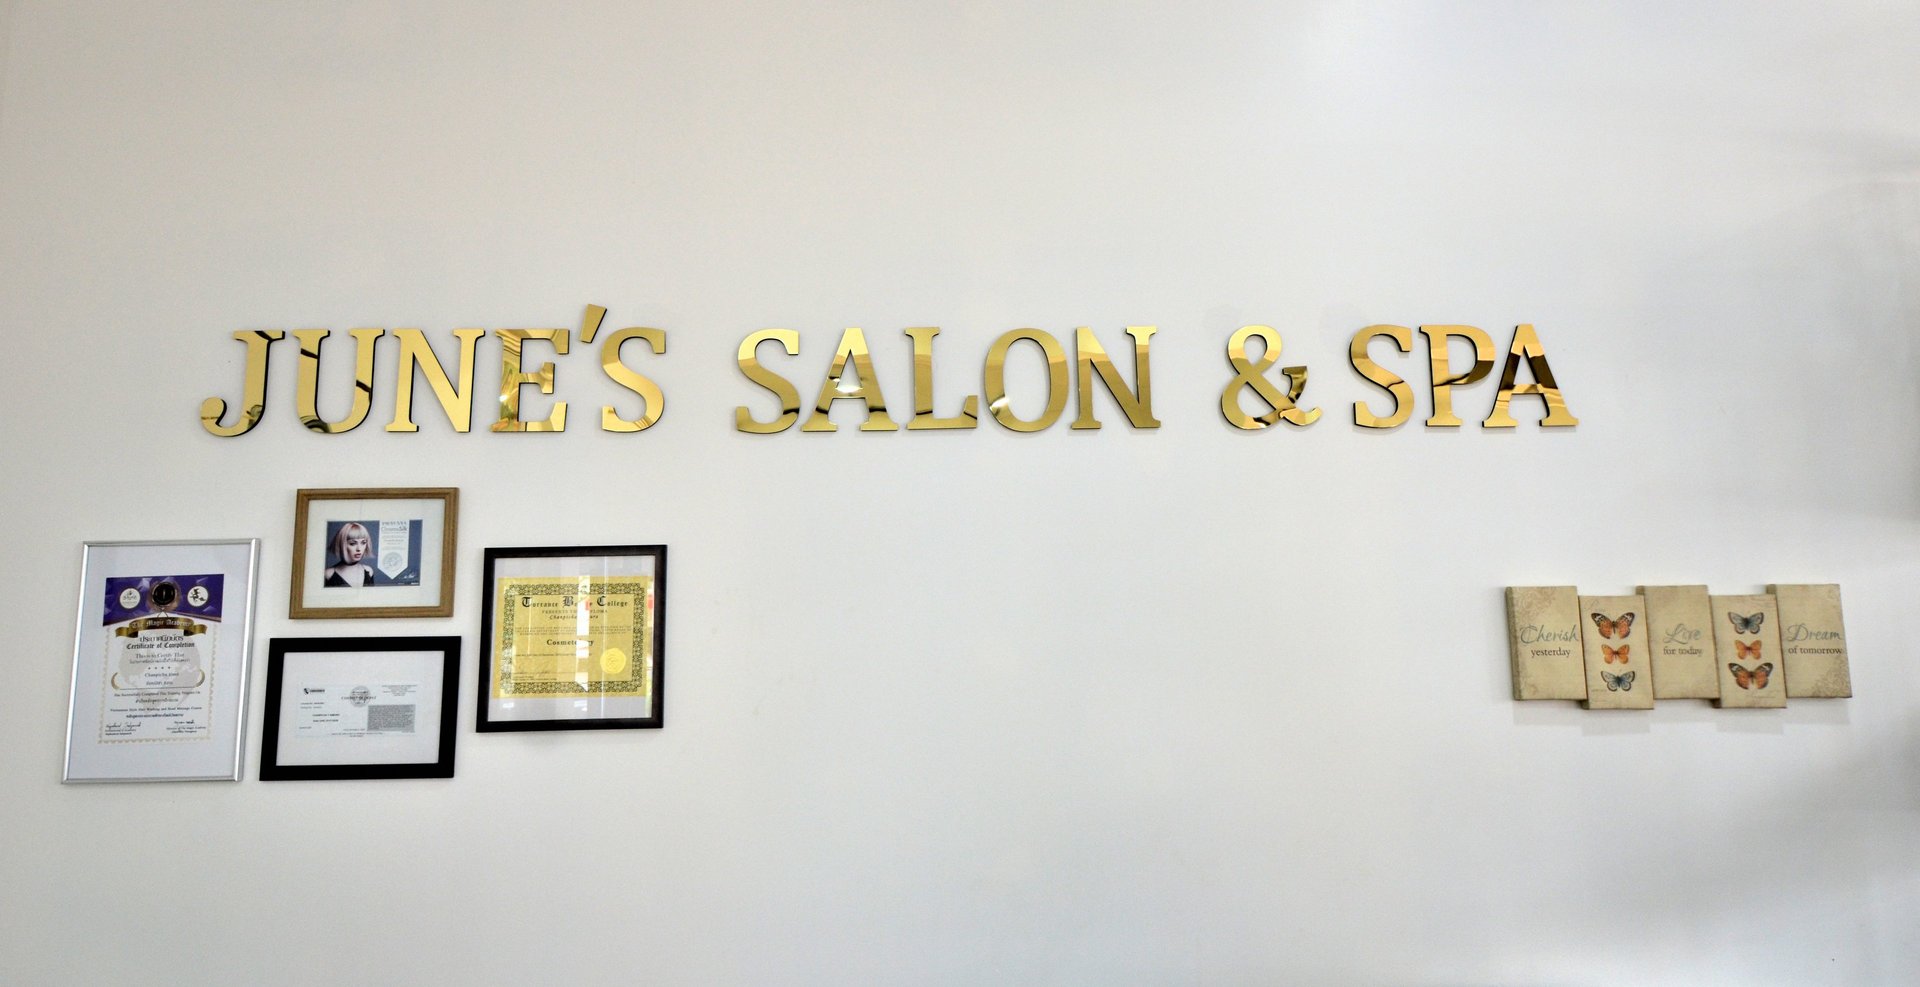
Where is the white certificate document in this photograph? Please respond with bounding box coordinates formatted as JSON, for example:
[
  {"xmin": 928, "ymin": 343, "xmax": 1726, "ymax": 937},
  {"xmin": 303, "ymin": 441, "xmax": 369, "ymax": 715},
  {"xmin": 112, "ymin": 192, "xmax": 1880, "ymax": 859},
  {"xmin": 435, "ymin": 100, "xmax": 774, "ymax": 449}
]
[
  {"xmin": 271, "ymin": 647, "xmax": 446, "ymax": 768},
  {"xmin": 97, "ymin": 573, "xmax": 227, "ymax": 743},
  {"xmin": 102, "ymin": 618, "xmax": 216, "ymax": 740},
  {"xmin": 293, "ymin": 684, "xmax": 420, "ymax": 738}
]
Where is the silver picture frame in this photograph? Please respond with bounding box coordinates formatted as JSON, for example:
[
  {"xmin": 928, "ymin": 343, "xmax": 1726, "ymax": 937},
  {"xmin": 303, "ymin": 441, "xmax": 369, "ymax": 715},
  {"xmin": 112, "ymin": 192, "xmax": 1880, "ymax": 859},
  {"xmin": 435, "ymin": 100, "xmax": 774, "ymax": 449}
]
[{"xmin": 64, "ymin": 538, "xmax": 261, "ymax": 782}]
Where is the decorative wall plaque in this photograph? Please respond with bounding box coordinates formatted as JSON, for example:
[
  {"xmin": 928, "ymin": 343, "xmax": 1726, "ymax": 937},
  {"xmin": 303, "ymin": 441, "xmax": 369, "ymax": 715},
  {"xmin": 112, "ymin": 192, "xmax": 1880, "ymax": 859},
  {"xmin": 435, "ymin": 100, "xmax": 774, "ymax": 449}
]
[
  {"xmin": 1508, "ymin": 583, "xmax": 1852, "ymax": 710},
  {"xmin": 1638, "ymin": 585, "xmax": 1720, "ymax": 700},
  {"xmin": 1710, "ymin": 594, "xmax": 1785, "ymax": 709},
  {"xmin": 1578, "ymin": 594, "xmax": 1651, "ymax": 710},
  {"xmin": 1506, "ymin": 586, "xmax": 1587, "ymax": 701},
  {"xmin": 1769, "ymin": 583, "xmax": 1852, "ymax": 698}
]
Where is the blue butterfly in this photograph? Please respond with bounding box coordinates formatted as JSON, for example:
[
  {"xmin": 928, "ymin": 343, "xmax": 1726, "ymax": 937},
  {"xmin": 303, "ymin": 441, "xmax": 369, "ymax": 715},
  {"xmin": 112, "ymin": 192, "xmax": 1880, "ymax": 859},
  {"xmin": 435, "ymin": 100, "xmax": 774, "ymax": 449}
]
[
  {"xmin": 1601, "ymin": 670, "xmax": 1635, "ymax": 692},
  {"xmin": 1728, "ymin": 612, "xmax": 1764, "ymax": 635}
]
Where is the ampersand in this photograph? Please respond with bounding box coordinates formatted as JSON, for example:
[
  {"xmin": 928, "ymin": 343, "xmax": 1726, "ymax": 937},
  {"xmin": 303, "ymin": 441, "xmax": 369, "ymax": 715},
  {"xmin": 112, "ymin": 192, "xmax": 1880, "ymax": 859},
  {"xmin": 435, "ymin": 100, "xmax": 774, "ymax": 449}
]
[{"xmin": 1219, "ymin": 325, "xmax": 1321, "ymax": 429}]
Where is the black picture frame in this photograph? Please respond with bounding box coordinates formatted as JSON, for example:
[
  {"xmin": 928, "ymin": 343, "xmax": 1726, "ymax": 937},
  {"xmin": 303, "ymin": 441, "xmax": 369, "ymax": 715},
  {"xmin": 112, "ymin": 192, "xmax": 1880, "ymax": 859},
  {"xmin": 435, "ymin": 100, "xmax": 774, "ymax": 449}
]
[
  {"xmin": 259, "ymin": 636, "xmax": 460, "ymax": 780},
  {"xmin": 477, "ymin": 545, "xmax": 667, "ymax": 732}
]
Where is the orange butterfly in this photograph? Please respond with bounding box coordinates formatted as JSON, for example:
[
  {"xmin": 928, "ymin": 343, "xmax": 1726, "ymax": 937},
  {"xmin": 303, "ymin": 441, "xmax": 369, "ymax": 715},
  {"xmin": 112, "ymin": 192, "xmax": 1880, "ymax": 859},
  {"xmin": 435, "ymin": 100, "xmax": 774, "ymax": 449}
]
[
  {"xmin": 1735, "ymin": 639, "xmax": 1763, "ymax": 661},
  {"xmin": 1729, "ymin": 662, "xmax": 1773, "ymax": 690},
  {"xmin": 1602, "ymin": 644, "xmax": 1630, "ymax": 664},
  {"xmin": 1591, "ymin": 612, "xmax": 1635, "ymax": 639}
]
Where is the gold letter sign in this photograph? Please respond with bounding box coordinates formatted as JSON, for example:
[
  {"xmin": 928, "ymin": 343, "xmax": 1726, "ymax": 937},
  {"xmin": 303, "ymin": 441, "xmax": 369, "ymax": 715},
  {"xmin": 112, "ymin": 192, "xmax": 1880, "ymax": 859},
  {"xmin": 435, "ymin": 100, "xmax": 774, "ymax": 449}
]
[
  {"xmin": 1220, "ymin": 325, "xmax": 1320, "ymax": 430},
  {"xmin": 201, "ymin": 314, "xmax": 1577, "ymax": 437}
]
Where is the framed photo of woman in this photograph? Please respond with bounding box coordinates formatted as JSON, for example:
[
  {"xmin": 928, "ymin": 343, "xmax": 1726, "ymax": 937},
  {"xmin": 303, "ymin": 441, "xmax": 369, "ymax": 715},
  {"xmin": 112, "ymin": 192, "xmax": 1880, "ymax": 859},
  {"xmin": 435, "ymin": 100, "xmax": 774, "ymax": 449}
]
[{"xmin": 290, "ymin": 487, "xmax": 458, "ymax": 619}]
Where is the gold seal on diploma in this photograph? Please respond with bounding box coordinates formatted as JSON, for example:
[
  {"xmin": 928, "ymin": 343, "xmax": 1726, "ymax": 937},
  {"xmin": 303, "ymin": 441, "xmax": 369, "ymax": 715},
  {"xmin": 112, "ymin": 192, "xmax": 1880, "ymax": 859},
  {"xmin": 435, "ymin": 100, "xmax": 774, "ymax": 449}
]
[{"xmin": 600, "ymin": 647, "xmax": 628, "ymax": 675}]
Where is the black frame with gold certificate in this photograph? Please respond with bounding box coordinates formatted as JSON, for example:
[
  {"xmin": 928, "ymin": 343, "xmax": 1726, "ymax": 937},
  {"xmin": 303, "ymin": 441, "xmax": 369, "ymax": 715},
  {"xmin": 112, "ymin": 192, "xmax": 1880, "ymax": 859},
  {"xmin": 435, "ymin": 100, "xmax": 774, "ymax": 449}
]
[{"xmin": 476, "ymin": 545, "xmax": 666, "ymax": 732}]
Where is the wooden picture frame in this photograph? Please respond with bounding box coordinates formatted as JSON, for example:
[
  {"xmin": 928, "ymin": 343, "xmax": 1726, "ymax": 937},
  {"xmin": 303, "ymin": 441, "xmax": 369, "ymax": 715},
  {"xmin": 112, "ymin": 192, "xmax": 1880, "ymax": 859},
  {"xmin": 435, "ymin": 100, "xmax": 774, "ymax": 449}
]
[{"xmin": 290, "ymin": 487, "xmax": 458, "ymax": 619}]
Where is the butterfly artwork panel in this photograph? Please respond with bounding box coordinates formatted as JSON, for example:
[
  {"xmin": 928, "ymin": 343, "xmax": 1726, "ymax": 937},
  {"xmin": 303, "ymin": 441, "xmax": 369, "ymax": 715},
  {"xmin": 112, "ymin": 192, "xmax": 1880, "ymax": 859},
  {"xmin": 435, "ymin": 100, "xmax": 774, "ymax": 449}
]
[
  {"xmin": 1577, "ymin": 594, "xmax": 1652, "ymax": 709},
  {"xmin": 1505, "ymin": 586, "xmax": 1588, "ymax": 700},
  {"xmin": 1638, "ymin": 584, "xmax": 1720, "ymax": 699},
  {"xmin": 1710, "ymin": 594, "xmax": 1785, "ymax": 708},
  {"xmin": 1769, "ymin": 583, "xmax": 1852, "ymax": 698}
]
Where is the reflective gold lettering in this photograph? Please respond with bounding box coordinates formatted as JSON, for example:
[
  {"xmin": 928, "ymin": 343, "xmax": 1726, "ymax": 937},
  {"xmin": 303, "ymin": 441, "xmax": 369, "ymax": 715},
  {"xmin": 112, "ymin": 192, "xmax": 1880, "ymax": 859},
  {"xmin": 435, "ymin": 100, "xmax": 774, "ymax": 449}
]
[
  {"xmin": 984, "ymin": 329, "xmax": 1068, "ymax": 432},
  {"xmin": 388, "ymin": 329, "xmax": 482, "ymax": 433},
  {"xmin": 199, "ymin": 329, "xmax": 284, "ymax": 437},
  {"xmin": 1220, "ymin": 325, "xmax": 1319, "ymax": 430},
  {"xmin": 1419, "ymin": 325, "xmax": 1496, "ymax": 428},
  {"xmin": 1349, "ymin": 324, "xmax": 1414, "ymax": 429},
  {"xmin": 600, "ymin": 327, "xmax": 667, "ymax": 432},
  {"xmin": 292, "ymin": 328, "xmax": 383, "ymax": 433},
  {"xmin": 1484, "ymin": 324, "xmax": 1579, "ymax": 427},
  {"xmin": 578, "ymin": 304, "xmax": 607, "ymax": 344},
  {"xmin": 903, "ymin": 327, "xmax": 978, "ymax": 430},
  {"xmin": 735, "ymin": 329, "xmax": 802, "ymax": 434},
  {"xmin": 1072, "ymin": 326, "xmax": 1159, "ymax": 430},
  {"xmin": 802, "ymin": 327, "xmax": 898, "ymax": 432},
  {"xmin": 492, "ymin": 329, "xmax": 568, "ymax": 432}
]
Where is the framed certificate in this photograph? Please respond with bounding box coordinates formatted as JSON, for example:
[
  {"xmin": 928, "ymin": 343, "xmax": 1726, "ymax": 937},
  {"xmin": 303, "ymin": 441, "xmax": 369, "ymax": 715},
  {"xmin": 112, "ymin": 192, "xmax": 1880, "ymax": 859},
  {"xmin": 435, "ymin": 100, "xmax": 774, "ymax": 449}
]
[
  {"xmin": 259, "ymin": 636, "xmax": 459, "ymax": 780},
  {"xmin": 64, "ymin": 539, "xmax": 260, "ymax": 782},
  {"xmin": 477, "ymin": 545, "xmax": 666, "ymax": 731},
  {"xmin": 290, "ymin": 487, "xmax": 458, "ymax": 619}
]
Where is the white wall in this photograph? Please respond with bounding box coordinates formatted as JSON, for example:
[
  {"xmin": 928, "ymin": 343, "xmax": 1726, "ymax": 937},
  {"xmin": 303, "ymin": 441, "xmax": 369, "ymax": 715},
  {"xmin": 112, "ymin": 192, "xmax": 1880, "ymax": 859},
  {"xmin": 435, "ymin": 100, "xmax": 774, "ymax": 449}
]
[{"xmin": 3, "ymin": 2, "xmax": 1918, "ymax": 983}]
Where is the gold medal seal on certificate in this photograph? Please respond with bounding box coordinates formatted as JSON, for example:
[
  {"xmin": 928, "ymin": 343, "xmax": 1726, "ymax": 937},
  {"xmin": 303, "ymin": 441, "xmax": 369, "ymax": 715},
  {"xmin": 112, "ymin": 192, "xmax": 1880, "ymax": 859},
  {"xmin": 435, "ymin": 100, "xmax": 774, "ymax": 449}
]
[{"xmin": 491, "ymin": 577, "xmax": 654, "ymax": 704}]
